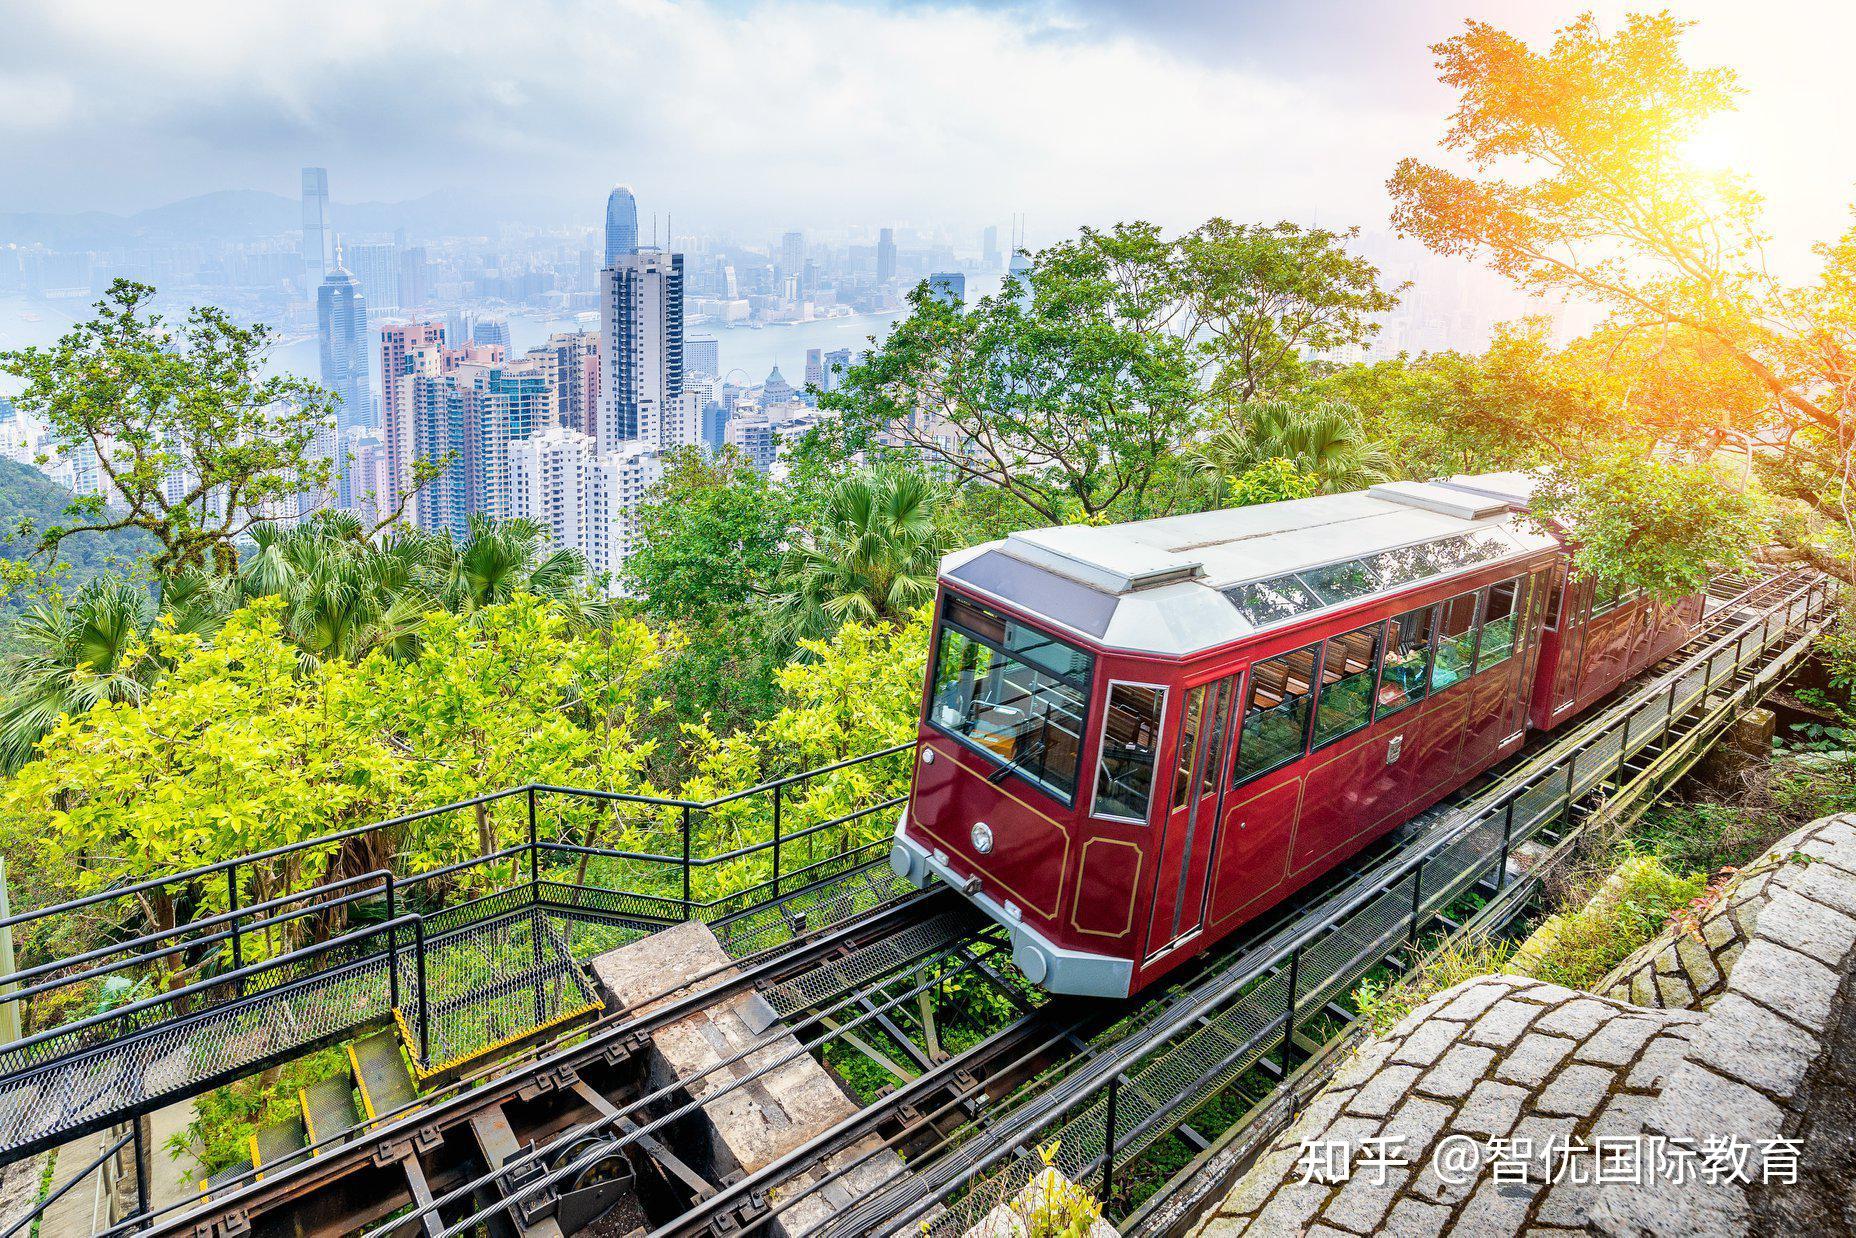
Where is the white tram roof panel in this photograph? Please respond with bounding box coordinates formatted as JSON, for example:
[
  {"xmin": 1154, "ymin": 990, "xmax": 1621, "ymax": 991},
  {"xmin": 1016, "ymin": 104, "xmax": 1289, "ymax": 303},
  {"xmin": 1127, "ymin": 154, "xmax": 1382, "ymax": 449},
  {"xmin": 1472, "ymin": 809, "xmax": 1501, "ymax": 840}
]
[{"xmin": 943, "ymin": 474, "xmax": 1560, "ymax": 657}]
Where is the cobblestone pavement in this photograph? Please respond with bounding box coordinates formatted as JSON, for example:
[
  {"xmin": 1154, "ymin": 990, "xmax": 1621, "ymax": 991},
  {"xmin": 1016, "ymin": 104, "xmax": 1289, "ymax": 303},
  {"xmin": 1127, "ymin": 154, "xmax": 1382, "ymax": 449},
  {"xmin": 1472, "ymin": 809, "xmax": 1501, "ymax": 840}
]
[{"xmin": 1190, "ymin": 814, "xmax": 1856, "ymax": 1237}]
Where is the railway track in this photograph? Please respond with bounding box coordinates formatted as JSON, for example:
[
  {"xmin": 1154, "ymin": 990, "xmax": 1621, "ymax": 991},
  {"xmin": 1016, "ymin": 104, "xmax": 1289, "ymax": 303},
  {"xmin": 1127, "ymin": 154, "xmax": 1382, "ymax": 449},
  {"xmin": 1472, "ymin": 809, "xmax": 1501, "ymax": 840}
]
[{"xmin": 32, "ymin": 565, "xmax": 1838, "ymax": 1238}]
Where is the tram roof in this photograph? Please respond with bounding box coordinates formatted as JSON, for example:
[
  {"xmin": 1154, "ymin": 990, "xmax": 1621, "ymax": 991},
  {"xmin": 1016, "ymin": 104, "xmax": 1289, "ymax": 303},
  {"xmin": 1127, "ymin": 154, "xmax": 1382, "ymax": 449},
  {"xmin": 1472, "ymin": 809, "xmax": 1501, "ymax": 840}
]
[{"xmin": 942, "ymin": 473, "xmax": 1560, "ymax": 657}]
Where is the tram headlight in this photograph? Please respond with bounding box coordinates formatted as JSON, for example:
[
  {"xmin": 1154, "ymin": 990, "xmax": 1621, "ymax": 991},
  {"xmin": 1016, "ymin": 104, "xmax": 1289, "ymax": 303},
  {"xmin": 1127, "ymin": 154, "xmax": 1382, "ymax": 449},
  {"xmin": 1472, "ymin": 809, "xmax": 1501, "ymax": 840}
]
[{"xmin": 971, "ymin": 821, "xmax": 994, "ymax": 854}]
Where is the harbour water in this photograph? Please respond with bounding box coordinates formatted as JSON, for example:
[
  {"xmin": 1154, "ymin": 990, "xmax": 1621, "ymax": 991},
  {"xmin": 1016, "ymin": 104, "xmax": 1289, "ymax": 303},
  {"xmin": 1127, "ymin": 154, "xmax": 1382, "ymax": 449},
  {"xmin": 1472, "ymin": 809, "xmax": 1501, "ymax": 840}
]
[{"xmin": 0, "ymin": 272, "xmax": 1004, "ymax": 399}]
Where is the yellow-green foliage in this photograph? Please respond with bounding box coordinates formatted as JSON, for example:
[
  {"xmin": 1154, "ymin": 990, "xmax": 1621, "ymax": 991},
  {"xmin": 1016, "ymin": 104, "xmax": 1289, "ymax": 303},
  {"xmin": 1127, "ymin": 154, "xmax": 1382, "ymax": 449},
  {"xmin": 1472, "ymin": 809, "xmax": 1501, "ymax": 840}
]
[
  {"xmin": 0, "ymin": 596, "xmax": 930, "ymax": 980},
  {"xmin": 1354, "ymin": 936, "xmax": 1516, "ymax": 1035},
  {"xmin": 1511, "ymin": 853, "xmax": 1704, "ymax": 990},
  {"xmin": 1021, "ymin": 1143, "xmax": 1105, "ymax": 1238}
]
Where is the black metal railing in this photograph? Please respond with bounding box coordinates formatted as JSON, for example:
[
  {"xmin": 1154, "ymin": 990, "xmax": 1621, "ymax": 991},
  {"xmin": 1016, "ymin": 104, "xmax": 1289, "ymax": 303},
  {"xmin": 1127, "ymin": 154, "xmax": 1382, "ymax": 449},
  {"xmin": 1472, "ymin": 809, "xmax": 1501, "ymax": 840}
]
[{"xmin": 0, "ymin": 742, "xmax": 914, "ymax": 1149}]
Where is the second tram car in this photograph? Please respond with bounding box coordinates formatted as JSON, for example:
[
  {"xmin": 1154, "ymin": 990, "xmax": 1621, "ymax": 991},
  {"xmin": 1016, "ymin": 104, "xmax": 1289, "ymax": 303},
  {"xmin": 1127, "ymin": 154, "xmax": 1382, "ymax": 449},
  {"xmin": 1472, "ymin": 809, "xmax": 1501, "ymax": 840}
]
[{"xmin": 889, "ymin": 472, "xmax": 1698, "ymax": 997}]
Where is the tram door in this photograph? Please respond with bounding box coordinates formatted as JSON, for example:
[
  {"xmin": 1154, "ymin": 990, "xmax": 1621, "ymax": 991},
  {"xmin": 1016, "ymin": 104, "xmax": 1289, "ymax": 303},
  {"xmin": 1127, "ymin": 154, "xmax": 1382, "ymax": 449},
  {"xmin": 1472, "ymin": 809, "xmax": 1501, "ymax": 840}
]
[{"xmin": 1145, "ymin": 674, "xmax": 1239, "ymax": 961}]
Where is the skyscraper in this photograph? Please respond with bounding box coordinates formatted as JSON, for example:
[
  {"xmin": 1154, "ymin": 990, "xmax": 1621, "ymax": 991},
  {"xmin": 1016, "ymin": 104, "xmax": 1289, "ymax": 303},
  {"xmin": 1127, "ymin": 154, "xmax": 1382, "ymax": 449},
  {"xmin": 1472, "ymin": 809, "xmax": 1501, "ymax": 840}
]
[
  {"xmin": 780, "ymin": 231, "xmax": 804, "ymax": 281},
  {"xmin": 982, "ymin": 225, "xmax": 1001, "ymax": 271},
  {"xmin": 761, "ymin": 363, "xmax": 793, "ymax": 407},
  {"xmin": 317, "ymin": 255, "xmax": 373, "ymax": 433},
  {"xmin": 804, "ymin": 348, "xmax": 824, "ymax": 392},
  {"xmin": 399, "ymin": 247, "xmax": 429, "ymax": 311},
  {"xmin": 876, "ymin": 228, "xmax": 897, "ymax": 283},
  {"xmin": 380, "ymin": 319, "xmax": 446, "ymax": 517},
  {"xmin": 598, "ymin": 250, "xmax": 684, "ymax": 452},
  {"xmin": 472, "ymin": 316, "xmax": 512, "ymax": 353},
  {"xmin": 526, "ymin": 332, "xmax": 601, "ymax": 436},
  {"xmin": 928, "ymin": 272, "xmax": 966, "ymax": 307},
  {"xmin": 345, "ymin": 242, "xmax": 400, "ymax": 314},
  {"xmin": 301, "ymin": 168, "xmax": 333, "ymax": 301},
  {"xmin": 604, "ymin": 186, "xmax": 639, "ymax": 266},
  {"xmin": 686, "ymin": 335, "xmax": 720, "ymax": 379}
]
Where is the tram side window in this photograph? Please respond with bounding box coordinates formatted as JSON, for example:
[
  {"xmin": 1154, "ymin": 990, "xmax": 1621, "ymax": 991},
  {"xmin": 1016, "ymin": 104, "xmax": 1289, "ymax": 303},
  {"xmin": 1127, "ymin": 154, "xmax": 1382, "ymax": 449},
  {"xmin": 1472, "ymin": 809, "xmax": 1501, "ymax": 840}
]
[
  {"xmin": 1543, "ymin": 571, "xmax": 1565, "ymax": 632},
  {"xmin": 1476, "ymin": 577, "xmax": 1524, "ymax": 670},
  {"xmin": 1233, "ymin": 643, "xmax": 1320, "ymax": 784},
  {"xmin": 1431, "ymin": 592, "xmax": 1480, "ymax": 694},
  {"xmin": 1172, "ymin": 685, "xmax": 1209, "ymax": 810},
  {"xmin": 1093, "ymin": 684, "xmax": 1167, "ymax": 822},
  {"xmin": 1312, "ymin": 622, "xmax": 1383, "ymax": 747},
  {"xmin": 1377, "ymin": 605, "xmax": 1436, "ymax": 718},
  {"xmin": 1590, "ymin": 581, "xmax": 1623, "ymax": 616}
]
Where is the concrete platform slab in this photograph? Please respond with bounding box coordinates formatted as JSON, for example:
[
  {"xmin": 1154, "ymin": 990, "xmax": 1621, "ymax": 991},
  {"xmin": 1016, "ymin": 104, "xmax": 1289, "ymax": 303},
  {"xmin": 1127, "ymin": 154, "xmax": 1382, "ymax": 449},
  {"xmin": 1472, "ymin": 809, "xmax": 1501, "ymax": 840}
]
[{"xmin": 592, "ymin": 920, "xmax": 907, "ymax": 1236}]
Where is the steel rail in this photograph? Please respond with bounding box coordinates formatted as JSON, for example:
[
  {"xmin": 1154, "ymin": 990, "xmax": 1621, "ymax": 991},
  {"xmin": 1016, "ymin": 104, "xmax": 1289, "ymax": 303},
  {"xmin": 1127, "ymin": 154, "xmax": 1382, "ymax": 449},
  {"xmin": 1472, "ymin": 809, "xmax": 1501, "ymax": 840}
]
[{"xmin": 130, "ymin": 886, "xmax": 953, "ymax": 1238}]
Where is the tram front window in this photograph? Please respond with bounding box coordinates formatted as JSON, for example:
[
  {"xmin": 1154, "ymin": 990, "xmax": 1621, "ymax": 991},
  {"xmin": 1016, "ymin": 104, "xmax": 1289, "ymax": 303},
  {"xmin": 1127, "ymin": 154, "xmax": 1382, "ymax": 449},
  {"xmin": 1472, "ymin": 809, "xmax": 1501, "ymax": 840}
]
[{"xmin": 928, "ymin": 594, "xmax": 1095, "ymax": 803}]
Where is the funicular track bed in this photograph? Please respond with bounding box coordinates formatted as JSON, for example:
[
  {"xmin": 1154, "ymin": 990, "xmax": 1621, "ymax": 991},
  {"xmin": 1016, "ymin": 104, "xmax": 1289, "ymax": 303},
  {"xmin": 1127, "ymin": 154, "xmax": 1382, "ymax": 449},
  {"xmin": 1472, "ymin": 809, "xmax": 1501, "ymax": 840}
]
[{"xmin": 9, "ymin": 567, "xmax": 1832, "ymax": 1238}]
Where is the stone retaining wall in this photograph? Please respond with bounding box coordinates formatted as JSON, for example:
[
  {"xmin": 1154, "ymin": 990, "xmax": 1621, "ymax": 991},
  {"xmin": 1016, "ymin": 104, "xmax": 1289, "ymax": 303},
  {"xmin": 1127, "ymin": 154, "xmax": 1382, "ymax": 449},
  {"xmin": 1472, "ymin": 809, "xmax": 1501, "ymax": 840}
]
[{"xmin": 1191, "ymin": 814, "xmax": 1856, "ymax": 1236}]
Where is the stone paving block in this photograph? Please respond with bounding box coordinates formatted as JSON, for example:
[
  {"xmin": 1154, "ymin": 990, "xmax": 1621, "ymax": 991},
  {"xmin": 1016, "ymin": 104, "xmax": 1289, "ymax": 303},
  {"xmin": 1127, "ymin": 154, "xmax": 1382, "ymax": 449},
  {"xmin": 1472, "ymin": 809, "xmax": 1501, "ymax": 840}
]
[
  {"xmin": 1775, "ymin": 859, "xmax": 1856, "ymax": 916},
  {"xmin": 1464, "ymin": 1000, "xmax": 1538, "ymax": 1049},
  {"xmin": 1575, "ymin": 1016, "xmax": 1661, "ymax": 1067},
  {"xmin": 1651, "ymin": 1062, "xmax": 1786, "ymax": 1147},
  {"xmin": 1533, "ymin": 1063, "xmax": 1614, "ymax": 1118},
  {"xmin": 1384, "ymin": 1197, "xmax": 1450, "ymax": 1238},
  {"xmin": 1653, "ymin": 968, "xmax": 1697, "ymax": 1008},
  {"xmin": 1505, "ymin": 1112, "xmax": 1579, "ymax": 1184},
  {"xmin": 1436, "ymin": 979, "xmax": 1513, "ymax": 1023},
  {"xmin": 1494, "ymin": 1032, "xmax": 1574, "ymax": 1088},
  {"xmin": 1453, "ymin": 1079, "xmax": 1527, "ymax": 1138},
  {"xmin": 1346, "ymin": 1063, "xmax": 1421, "ymax": 1118},
  {"xmin": 1688, "ymin": 992, "xmax": 1820, "ymax": 1097},
  {"xmin": 1246, "ymin": 1180, "xmax": 1329, "ymax": 1235},
  {"xmin": 1624, "ymin": 1033, "xmax": 1693, "ymax": 1092},
  {"xmin": 1532, "ymin": 997, "xmax": 1614, "ymax": 1039},
  {"xmin": 1448, "ymin": 1178, "xmax": 1538, "ymax": 1237},
  {"xmin": 1754, "ymin": 887, "xmax": 1856, "ymax": 966},
  {"xmin": 1417, "ymin": 1043, "xmax": 1497, "ymax": 1098},
  {"xmin": 1726, "ymin": 939, "xmax": 1839, "ymax": 1031},
  {"xmin": 1587, "ymin": 1089, "xmax": 1655, "ymax": 1143},
  {"xmin": 1191, "ymin": 1214, "xmax": 1250, "ymax": 1237},
  {"xmin": 1381, "ymin": 1094, "xmax": 1454, "ymax": 1163},
  {"xmin": 1220, "ymin": 1145, "xmax": 1301, "ymax": 1217},
  {"xmin": 1407, "ymin": 1159, "xmax": 1479, "ymax": 1208},
  {"xmin": 1318, "ymin": 1160, "xmax": 1407, "ymax": 1233},
  {"xmin": 1331, "ymin": 1037, "xmax": 1397, "ymax": 1090},
  {"xmin": 1391, "ymin": 1018, "xmax": 1464, "ymax": 1068}
]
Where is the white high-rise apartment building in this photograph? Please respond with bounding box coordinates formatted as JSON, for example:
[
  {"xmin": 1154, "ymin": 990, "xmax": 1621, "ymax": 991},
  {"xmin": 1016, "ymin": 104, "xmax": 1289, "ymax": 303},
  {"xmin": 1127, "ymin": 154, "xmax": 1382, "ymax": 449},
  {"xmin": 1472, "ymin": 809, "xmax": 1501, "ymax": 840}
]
[
  {"xmin": 598, "ymin": 250, "xmax": 684, "ymax": 453},
  {"xmin": 507, "ymin": 426, "xmax": 665, "ymax": 589}
]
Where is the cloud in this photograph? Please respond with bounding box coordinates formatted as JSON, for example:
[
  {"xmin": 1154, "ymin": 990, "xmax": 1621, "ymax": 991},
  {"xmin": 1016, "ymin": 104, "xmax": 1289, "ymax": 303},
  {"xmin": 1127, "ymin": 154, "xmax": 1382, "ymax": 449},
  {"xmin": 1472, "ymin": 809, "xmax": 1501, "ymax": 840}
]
[
  {"xmin": 0, "ymin": 0, "xmax": 1440, "ymax": 235},
  {"xmin": 0, "ymin": 0, "xmax": 1850, "ymax": 260}
]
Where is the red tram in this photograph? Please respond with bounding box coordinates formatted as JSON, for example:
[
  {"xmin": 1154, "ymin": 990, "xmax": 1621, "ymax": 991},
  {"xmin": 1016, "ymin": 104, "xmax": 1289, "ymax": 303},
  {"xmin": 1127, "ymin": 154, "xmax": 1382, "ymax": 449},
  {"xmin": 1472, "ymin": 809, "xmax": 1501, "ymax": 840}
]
[{"xmin": 888, "ymin": 472, "xmax": 1700, "ymax": 997}]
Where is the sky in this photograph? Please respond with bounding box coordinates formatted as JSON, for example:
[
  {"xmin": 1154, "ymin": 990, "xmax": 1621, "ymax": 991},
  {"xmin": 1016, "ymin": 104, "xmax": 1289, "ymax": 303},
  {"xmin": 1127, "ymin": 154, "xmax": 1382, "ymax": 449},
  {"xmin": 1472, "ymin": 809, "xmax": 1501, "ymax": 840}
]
[{"xmin": 2, "ymin": 0, "xmax": 1853, "ymax": 261}]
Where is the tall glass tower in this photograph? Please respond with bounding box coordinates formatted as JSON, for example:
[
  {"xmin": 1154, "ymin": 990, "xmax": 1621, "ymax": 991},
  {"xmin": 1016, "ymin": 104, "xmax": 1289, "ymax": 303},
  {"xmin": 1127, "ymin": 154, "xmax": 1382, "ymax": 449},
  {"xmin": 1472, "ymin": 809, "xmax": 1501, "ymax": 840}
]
[
  {"xmin": 317, "ymin": 255, "xmax": 374, "ymax": 432},
  {"xmin": 301, "ymin": 167, "xmax": 333, "ymax": 303},
  {"xmin": 604, "ymin": 185, "xmax": 639, "ymax": 266}
]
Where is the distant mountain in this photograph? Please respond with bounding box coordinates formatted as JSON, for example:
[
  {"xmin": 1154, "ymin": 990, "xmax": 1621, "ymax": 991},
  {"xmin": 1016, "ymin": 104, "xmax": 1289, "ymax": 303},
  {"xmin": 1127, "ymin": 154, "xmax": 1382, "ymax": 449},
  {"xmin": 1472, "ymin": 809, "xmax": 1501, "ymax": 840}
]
[
  {"xmin": 0, "ymin": 456, "xmax": 154, "ymax": 639},
  {"xmin": 0, "ymin": 187, "xmax": 577, "ymax": 250}
]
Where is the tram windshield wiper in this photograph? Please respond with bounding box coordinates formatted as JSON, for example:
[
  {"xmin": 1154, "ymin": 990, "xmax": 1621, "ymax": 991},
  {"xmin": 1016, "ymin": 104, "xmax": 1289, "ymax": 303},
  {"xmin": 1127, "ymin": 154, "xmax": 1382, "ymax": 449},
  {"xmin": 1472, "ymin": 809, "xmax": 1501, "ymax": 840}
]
[{"xmin": 988, "ymin": 735, "xmax": 1047, "ymax": 785}]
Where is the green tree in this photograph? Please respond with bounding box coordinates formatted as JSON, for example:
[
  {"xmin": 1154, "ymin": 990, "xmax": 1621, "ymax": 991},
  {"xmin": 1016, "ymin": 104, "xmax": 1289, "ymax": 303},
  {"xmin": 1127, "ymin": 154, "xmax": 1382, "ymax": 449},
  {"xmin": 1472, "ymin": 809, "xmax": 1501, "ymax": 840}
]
[
  {"xmin": 776, "ymin": 467, "xmax": 943, "ymax": 638},
  {"xmin": 0, "ymin": 281, "xmax": 338, "ymax": 576},
  {"xmin": 1175, "ymin": 219, "xmax": 1402, "ymax": 404},
  {"xmin": 420, "ymin": 514, "xmax": 588, "ymax": 612},
  {"xmin": 1388, "ymin": 13, "xmax": 1853, "ymax": 541},
  {"xmin": 0, "ymin": 600, "xmax": 404, "ymax": 966},
  {"xmin": 1191, "ymin": 400, "xmax": 1392, "ymax": 495},
  {"xmin": 1529, "ymin": 453, "xmax": 1763, "ymax": 600},
  {"xmin": 824, "ymin": 237, "xmax": 1202, "ymax": 522},
  {"xmin": 0, "ymin": 576, "xmax": 159, "ymax": 773},
  {"xmin": 1227, "ymin": 458, "xmax": 1321, "ymax": 507},
  {"xmin": 621, "ymin": 447, "xmax": 788, "ymax": 622}
]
